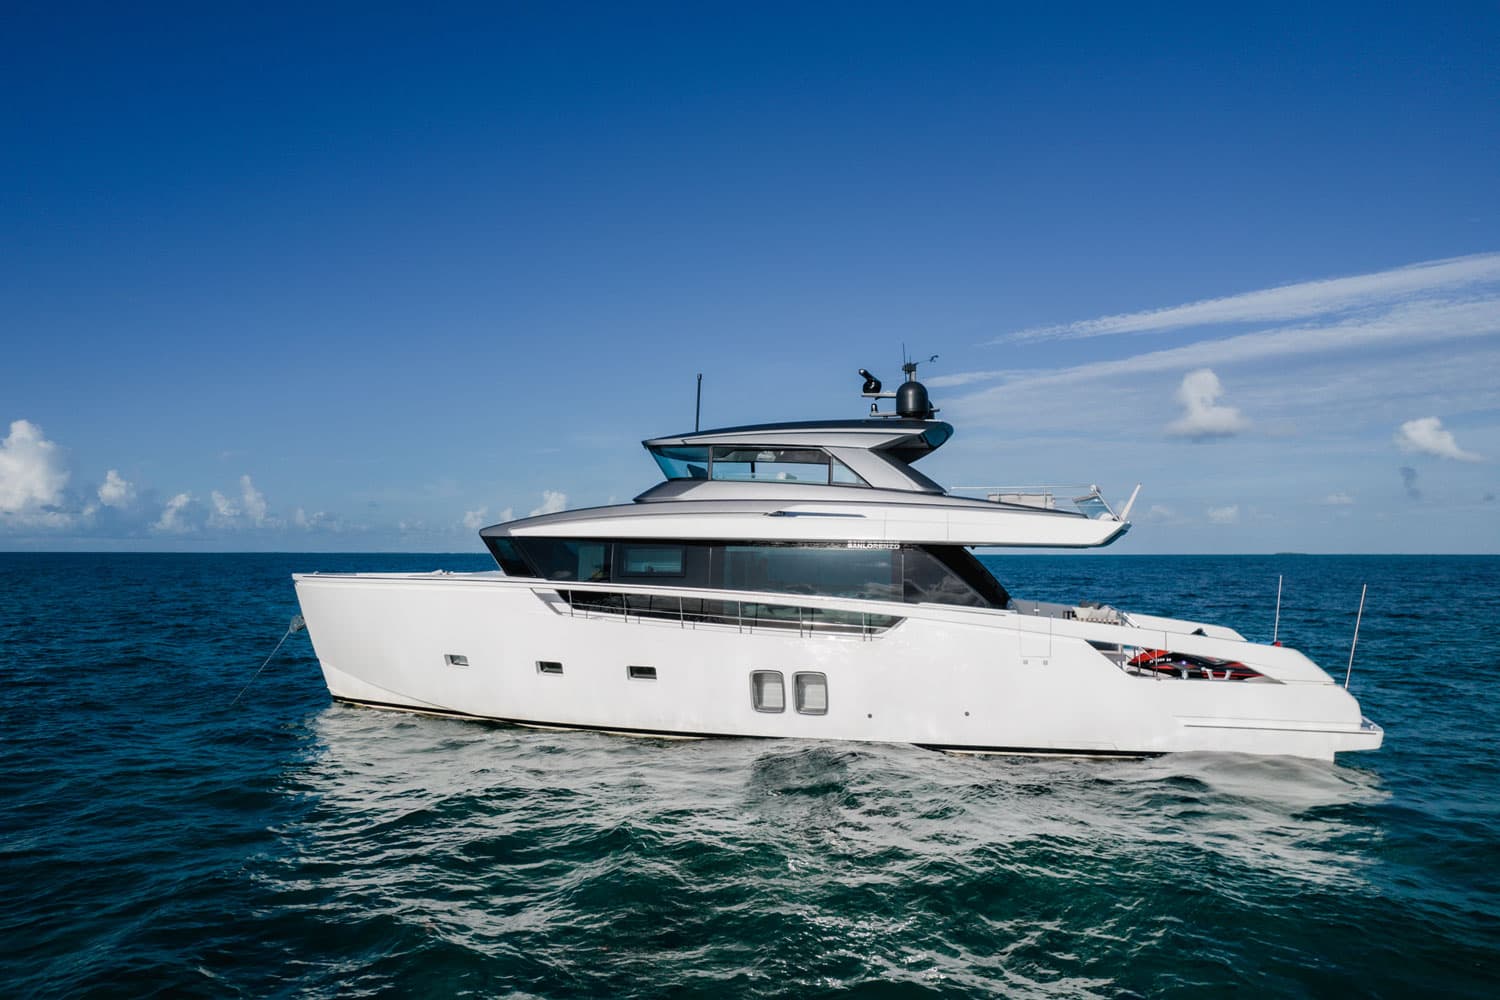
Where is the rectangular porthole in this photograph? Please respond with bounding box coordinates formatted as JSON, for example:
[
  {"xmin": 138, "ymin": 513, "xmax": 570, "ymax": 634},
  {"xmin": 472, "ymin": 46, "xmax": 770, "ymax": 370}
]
[
  {"xmin": 627, "ymin": 665, "xmax": 657, "ymax": 681},
  {"xmin": 444, "ymin": 653, "xmax": 469, "ymax": 667},
  {"xmin": 751, "ymin": 670, "xmax": 785, "ymax": 713},
  {"xmin": 794, "ymin": 672, "xmax": 828, "ymax": 715},
  {"xmin": 536, "ymin": 660, "xmax": 564, "ymax": 675}
]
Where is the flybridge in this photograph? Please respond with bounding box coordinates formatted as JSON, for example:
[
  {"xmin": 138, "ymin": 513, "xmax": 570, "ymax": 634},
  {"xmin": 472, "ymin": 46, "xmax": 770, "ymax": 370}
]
[
  {"xmin": 635, "ymin": 362, "xmax": 1137, "ymax": 524},
  {"xmin": 639, "ymin": 360, "xmax": 955, "ymax": 494},
  {"xmin": 642, "ymin": 421, "xmax": 953, "ymax": 495},
  {"xmin": 484, "ymin": 355, "xmax": 1136, "ymax": 544}
]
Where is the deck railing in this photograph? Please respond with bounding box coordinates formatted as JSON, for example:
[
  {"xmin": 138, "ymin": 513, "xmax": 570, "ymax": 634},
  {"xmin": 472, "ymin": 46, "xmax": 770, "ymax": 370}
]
[
  {"xmin": 949, "ymin": 484, "xmax": 1118, "ymax": 519},
  {"xmin": 550, "ymin": 587, "xmax": 901, "ymax": 639}
]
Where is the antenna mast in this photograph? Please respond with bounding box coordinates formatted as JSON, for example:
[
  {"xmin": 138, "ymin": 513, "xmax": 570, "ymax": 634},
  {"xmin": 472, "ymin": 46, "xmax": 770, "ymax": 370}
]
[
  {"xmin": 1272, "ymin": 575, "xmax": 1283, "ymax": 644},
  {"xmin": 1344, "ymin": 584, "xmax": 1367, "ymax": 690}
]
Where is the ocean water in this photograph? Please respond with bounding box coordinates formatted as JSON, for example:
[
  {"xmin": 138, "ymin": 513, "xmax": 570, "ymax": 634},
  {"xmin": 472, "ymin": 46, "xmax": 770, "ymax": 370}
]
[{"xmin": 1, "ymin": 552, "xmax": 1497, "ymax": 998}]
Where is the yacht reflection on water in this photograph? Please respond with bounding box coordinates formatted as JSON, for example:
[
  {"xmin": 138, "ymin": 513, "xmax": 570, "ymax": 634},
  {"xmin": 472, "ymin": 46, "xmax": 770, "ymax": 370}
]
[{"xmin": 284, "ymin": 705, "xmax": 1387, "ymax": 895}]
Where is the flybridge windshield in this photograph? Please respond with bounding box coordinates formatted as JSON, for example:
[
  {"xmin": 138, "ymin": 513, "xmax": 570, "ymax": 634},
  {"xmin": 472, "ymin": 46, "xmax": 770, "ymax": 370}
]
[
  {"xmin": 650, "ymin": 446, "xmax": 709, "ymax": 480},
  {"xmin": 649, "ymin": 445, "xmax": 867, "ymax": 486}
]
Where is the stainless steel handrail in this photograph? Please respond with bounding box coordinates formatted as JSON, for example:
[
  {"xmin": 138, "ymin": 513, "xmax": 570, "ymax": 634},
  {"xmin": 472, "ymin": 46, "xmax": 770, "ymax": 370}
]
[{"xmin": 555, "ymin": 587, "xmax": 897, "ymax": 640}]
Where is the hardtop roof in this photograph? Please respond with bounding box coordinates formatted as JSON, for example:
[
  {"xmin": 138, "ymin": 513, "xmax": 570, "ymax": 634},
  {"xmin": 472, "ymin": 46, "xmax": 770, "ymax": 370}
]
[{"xmin": 644, "ymin": 418, "xmax": 953, "ymax": 463}]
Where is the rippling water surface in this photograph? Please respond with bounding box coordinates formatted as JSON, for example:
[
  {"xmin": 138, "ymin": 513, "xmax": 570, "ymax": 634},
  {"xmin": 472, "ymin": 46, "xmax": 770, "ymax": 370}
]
[{"xmin": 2, "ymin": 553, "xmax": 1497, "ymax": 997}]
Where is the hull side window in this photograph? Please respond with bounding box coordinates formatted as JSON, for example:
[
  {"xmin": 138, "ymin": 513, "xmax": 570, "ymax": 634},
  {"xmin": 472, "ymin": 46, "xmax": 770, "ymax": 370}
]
[
  {"xmin": 751, "ymin": 670, "xmax": 785, "ymax": 712},
  {"xmin": 794, "ymin": 672, "xmax": 829, "ymax": 715}
]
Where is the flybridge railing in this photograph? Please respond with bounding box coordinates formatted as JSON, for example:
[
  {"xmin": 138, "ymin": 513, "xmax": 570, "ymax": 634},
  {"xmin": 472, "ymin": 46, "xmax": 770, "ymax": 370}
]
[{"xmin": 949, "ymin": 483, "xmax": 1140, "ymax": 521}]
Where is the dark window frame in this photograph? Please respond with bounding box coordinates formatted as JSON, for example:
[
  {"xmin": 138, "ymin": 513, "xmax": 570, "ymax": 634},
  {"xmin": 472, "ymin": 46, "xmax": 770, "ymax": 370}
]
[{"xmin": 491, "ymin": 537, "xmax": 1009, "ymax": 611}]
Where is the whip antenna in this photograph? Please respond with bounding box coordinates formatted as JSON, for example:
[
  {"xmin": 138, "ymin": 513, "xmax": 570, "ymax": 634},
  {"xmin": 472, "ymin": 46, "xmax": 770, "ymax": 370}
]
[
  {"xmin": 1272, "ymin": 574, "xmax": 1283, "ymax": 644},
  {"xmin": 1344, "ymin": 584, "xmax": 1367, "ymax": 690}
]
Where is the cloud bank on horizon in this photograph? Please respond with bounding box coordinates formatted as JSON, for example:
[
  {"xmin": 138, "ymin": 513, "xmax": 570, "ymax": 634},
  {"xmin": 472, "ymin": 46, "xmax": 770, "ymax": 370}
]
[{"xmin": 0, "ymin": 416, "xmax": 570, "ymax": 549}]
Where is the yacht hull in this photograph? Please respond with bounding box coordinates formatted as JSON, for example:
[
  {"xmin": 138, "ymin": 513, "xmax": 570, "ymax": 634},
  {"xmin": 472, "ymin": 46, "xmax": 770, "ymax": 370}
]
[{"xmin": 293, "ymin": 572, "xmax": 1382, "ymax": 762}]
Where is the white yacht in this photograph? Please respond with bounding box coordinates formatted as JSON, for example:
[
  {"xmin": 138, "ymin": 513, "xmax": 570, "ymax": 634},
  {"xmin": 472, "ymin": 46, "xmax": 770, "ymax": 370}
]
[{"xmin": 294, "ymin": 365, "xmax": 1383, "ymax": 761}]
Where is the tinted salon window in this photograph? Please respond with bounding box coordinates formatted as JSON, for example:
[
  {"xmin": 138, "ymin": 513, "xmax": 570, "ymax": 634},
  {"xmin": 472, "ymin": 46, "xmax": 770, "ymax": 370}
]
[
  {"xmin": 517, "ymin": 539, "xmax": 611, "ymax": 581},
  {"xmin": 901, "ymin": 547, "xmax": 987, "ymax": 607},
  {"xmin": 721, "ymin": 544, "xmax": 899, "ymax": 601},
  {"xmin": 619, "ymin": 544, "xmax": 685, "ymax": 577}
]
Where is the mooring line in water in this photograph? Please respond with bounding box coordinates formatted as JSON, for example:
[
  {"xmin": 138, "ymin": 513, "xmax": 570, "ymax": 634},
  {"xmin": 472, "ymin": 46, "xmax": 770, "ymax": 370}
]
[{"xmin": 231, "ymin": 614, "xmax": 306, "ymax": 707}]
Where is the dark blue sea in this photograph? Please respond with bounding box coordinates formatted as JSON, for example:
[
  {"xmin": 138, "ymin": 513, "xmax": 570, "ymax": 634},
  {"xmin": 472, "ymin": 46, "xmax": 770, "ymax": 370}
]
[{"xmin": 2, "ymin": 553, "xmax": 1497, "ymax": 997}]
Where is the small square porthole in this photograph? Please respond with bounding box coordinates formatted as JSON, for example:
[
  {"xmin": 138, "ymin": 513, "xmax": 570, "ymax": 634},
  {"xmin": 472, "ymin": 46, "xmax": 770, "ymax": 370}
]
[
  {"xmin": 750, "ymin": 670, "xmax": 785, "ymax": 713},
  {"xmin": 627, "ymin": 665, "xmax": 657, "ymax": 681},
  {"xmin": 444, "ymin": 653, "xmax": 469, "ymax": 668},
  {"xmin": 536, "ymin": 660, "xmax": 564, "ymax": 675},
  {"xmin": 794, "ymin": 672, "xmax": 828, "ymax": 715}
]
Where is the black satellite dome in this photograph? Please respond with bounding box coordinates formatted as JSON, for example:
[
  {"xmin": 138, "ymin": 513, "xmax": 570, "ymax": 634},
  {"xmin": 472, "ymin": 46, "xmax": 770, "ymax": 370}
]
[{"xmin": 895, "ymin": 379, "xmax": 934, "ymax": 419}]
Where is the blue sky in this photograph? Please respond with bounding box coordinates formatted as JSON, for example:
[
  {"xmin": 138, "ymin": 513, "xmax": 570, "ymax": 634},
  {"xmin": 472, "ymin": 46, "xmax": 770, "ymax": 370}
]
[{"xmin": 2, "ymin": 3, "xmax": 1496, "ymax": 553}]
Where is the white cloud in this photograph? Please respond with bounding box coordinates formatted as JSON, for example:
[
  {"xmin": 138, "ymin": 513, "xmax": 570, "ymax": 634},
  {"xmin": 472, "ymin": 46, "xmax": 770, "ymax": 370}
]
[
  {"xmin": 98, "ymin": 469, "xmax": 135, "ymax": 508},
  {"xmin": 1322, "ymin": 492, "xmax": 1355, "ymax": 506},
  {"xmin": 1166, "ymin": 369, "xmax": 1249, "ymax": 440},
  {"xmin": 0, "ymin": 419, "xmax": 69, "ymax": 518},
  {"xmin": 240, "ymin": 475, "xmax": 268, "ymax": 525},
  {"xmin": 155, "ymin": 492, "xmax": 196, "ymax": 532},
  {"xmin": 1207, "ymin": 504, "xmax": 1240, "ymax": 524},
  {"xmin": 200, "ymin": 475, "xmax": 281, "ymax": 530},
  {"xmin": 994, "ymin": 252, "xmax": 1500, "ymax": 344},
  {"xmin": 293, "ymin": 508, "xmax": 344, "ymax": 532},
  {"xmin": 528, "ymin": 491, "xmax": 567, "ymax": 517},
  {"xmin": 462, "ymin": 506, "xmax": 513, "ymax": 531},
  {"xmin": 203, "ymin": 475, "xmax": 273, "ymax": 528},
  {"xmin": 1394, "ymin": 417, "xmax": 1483, "ymax": 462},
  {"xmin": 209, "ymin": 489, "xmax": 239, "ymax": 526}
]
